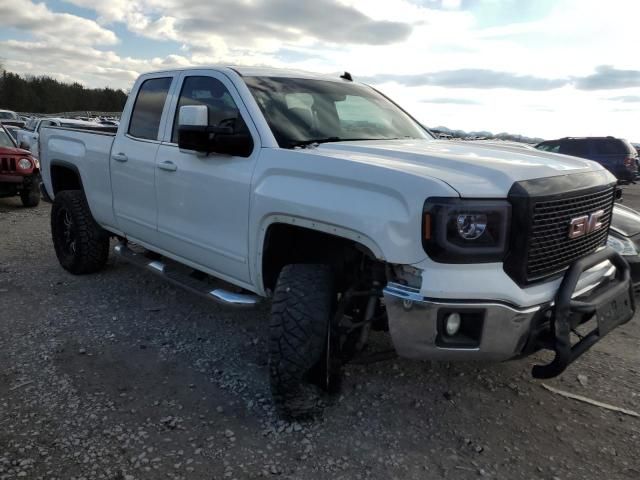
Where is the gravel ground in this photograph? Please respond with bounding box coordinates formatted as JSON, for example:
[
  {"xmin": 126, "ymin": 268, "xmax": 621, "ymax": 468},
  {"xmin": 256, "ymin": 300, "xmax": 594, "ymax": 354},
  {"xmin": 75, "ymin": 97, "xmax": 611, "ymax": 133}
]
[{"xmin": 1, "ymin": 189, "xmax": 639, "ymax": 480}]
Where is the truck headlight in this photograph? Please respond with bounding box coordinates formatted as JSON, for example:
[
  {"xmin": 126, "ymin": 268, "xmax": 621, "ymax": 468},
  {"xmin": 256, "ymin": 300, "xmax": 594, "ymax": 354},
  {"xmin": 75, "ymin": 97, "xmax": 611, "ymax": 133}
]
[
  {"xmin": 18, "ymin": 158, "xmax": 32, "ymax": 170},
  {"xmin": 423, "ymin": 198, "xmax": 511, "ymax": 263},
  {"xmin": 607, "ymin": 234, "xmax": 637, "ymax": 256}
]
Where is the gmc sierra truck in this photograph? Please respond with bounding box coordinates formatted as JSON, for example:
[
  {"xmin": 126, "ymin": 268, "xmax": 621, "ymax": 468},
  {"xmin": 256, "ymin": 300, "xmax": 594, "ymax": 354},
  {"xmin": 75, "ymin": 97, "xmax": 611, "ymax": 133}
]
[{"xmin": 39, "ymin": 67, "xmax": 635, "ymax": 418}]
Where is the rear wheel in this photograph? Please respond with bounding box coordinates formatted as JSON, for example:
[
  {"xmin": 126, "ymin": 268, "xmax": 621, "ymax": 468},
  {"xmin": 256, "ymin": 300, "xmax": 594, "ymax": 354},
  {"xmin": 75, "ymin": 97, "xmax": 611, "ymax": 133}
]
[
  {"xmin": 269, "ymin": 264, "xmax": 340, "ymax": 419},
  {"xmin": 51, "ymin": 190, "xmax": 110, "ymax": 274}
]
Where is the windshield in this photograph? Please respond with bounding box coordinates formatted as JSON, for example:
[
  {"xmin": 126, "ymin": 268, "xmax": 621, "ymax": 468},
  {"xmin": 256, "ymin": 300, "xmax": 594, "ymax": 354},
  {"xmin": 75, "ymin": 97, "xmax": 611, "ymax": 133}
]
[
  {"xmin": 244, "ymin": 76, "xmax": 431, "ymax": 148},
  {"xmin": 0, "ymin": 127, "xmax": 16, "ymax": 148},
  {"xmin": 0, "ymin": 111, "xmax": 17, "ymax": 120}
]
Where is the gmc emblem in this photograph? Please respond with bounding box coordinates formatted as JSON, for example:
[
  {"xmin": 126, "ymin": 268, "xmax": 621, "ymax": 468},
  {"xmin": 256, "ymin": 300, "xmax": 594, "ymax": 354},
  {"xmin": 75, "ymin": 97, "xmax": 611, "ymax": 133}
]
[{"xmin": 568, "ymin": 210, "xmax": 605, "ymax": 239}]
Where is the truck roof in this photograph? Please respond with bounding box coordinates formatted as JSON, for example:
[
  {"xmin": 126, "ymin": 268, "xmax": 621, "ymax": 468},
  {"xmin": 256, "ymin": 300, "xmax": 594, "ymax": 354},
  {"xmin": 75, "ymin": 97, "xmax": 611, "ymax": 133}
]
[{"xmin": 143, "ymin": 65, "xmax": 350, "ymax": 82}]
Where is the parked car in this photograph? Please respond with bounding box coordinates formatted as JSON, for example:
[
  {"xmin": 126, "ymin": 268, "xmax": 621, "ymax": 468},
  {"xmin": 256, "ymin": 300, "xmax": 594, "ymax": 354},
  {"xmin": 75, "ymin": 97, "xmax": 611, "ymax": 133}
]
[
  {"xmin": 609, "ymin": 203, "xmax": 640, "ymax": 293},
  {"xmin": 17, "ymin": 117, "xmax": 101, "ymax": 158},
  {"xmin": 0, "ymin": 109, "xmax": 26, "ymax": 129},
  {"xmin": 39, "ymin": 67, "xmax": 635, "ymax": 418},
  {"xmin": 535, "ymin": 136, "xmax": 638, "ymax": 182},
  {"xmin": 0, "ymin": 123, "xmax": 40, "ymax": 207}
]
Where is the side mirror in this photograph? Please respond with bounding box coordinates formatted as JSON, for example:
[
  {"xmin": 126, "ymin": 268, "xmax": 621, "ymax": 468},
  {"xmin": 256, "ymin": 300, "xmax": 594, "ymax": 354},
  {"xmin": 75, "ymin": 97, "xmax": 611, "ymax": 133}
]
[{"xmin": 178, "ymin": 105, "xmax": 254, "ymax": 157}]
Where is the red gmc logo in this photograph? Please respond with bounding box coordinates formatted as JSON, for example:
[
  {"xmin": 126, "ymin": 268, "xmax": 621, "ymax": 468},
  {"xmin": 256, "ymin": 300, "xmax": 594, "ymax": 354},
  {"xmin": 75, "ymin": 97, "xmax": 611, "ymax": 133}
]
[{"xmin": 568, "ymin": 210, "xmax": 605, "ymax": 239}]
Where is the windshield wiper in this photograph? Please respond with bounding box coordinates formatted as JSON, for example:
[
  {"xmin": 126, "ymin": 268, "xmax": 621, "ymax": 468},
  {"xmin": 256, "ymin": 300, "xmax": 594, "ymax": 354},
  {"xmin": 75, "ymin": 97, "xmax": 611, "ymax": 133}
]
[{"xmin": 288, "ymin": 137, "xmax": 344, "ymax": 148}]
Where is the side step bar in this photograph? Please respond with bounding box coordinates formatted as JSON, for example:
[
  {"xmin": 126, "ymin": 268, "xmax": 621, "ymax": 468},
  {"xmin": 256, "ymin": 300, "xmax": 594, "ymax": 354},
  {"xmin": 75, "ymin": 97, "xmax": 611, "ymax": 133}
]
[{"xmin": 114, "ymin": 243, "xmax": 261, "ymax": 309}]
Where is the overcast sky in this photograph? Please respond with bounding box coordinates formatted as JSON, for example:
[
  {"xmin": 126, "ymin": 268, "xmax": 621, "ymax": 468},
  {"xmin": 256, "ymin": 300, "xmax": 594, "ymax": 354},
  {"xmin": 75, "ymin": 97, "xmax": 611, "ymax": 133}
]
[{"xmin": 1, "ymin": 0, "xmax": 639, "ymax": 140}]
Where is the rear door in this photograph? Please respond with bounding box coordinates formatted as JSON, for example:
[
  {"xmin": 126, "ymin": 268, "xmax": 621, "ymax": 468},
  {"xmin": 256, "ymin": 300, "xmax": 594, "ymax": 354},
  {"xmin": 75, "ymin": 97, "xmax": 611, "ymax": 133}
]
[
  {"xmin": 111, "ymin": 74, "xmax": 178, "ymax": 242},
  {"xmin": 154, "ymin": 71, "xmax": 260, "ymax": 285}
]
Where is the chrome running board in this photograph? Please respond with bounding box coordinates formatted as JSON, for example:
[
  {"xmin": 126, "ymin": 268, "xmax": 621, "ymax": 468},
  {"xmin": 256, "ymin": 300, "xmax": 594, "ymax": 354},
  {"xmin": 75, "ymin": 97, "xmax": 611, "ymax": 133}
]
[{"xmin": 113, "ymin": 243, "xmax": 260, "ymax": 309}]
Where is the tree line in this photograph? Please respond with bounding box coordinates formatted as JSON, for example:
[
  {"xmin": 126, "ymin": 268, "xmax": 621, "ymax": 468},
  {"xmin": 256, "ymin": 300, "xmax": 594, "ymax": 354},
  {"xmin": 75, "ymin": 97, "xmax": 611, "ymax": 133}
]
[{"xmin": 0, "ymin": 68, "xmax": 127, "ymax": 114}]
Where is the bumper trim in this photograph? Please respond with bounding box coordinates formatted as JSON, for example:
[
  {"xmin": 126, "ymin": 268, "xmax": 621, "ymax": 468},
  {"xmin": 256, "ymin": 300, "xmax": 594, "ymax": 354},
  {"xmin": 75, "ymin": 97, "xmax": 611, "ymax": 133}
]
[
  {"xmin": 383, "ymin": 285, "xmax": 541, "ymax": 361},
  {"xmin": 384, "ymin": 283, "xmax": 541, "ymax": 314}
]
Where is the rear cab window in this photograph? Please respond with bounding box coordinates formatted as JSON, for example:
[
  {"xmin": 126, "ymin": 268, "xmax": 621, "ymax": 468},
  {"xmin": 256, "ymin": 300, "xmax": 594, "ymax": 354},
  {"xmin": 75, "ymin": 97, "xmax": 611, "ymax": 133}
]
[{"xmin": 128, "ymin": 77, "xmax": 173, "ymax": 141}]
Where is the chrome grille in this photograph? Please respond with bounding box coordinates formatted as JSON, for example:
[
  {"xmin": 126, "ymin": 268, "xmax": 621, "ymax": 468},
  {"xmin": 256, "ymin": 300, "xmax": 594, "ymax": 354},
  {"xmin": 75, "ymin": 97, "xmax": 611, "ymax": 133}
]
[{"xmin": 526, "ymin": 186, "xmax": 614, "ymax": 280}]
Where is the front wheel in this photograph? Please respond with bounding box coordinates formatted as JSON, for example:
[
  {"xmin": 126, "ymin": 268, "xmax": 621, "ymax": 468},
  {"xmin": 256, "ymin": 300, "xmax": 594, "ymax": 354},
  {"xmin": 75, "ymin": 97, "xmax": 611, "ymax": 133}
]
[
  {"xmin": 20, "ymin": 180, "xmax": 40, "ymax": 207},
  {"xmin": 51, "ymin": 190, "xmax": 110, "ymax": 274},
  {"xmin": 269, "ymin": 264, "xmax": 339, "ymax": 419}
]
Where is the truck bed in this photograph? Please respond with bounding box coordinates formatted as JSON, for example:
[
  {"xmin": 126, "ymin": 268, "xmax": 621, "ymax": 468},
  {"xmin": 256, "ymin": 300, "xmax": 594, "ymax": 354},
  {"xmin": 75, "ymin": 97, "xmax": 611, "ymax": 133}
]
[{"xmin": 40, "ymin": 126, "xmax": 118, "ymax": 229}]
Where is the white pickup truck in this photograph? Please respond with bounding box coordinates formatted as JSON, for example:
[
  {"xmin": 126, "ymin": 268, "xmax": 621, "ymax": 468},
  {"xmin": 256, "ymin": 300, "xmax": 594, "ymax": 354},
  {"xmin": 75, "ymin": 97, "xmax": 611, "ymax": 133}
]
[{"xmin": 40, "ymin": 66, "xmax": 635, "ymax": 418}]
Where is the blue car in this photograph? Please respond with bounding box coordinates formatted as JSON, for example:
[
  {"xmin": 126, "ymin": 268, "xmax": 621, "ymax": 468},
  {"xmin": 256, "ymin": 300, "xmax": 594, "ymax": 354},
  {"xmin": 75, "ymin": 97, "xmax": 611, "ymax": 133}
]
[{"xmin": 535, "ymin": 136, "xmax": 638, "ymax": 182}]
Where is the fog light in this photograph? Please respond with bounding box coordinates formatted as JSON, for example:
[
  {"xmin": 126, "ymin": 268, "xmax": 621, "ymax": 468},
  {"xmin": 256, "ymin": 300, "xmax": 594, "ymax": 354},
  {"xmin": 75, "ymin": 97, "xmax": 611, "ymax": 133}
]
[{"xmin": 445, "ymin": 313, "xmax": 461, "ymax": 336}]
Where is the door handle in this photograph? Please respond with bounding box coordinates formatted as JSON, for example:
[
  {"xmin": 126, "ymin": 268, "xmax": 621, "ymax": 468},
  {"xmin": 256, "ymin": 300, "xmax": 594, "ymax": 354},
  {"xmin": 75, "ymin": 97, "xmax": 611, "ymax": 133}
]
[
  {"xmin": 112, "ymin": 152, "xmax": 128, "ymax": 162},
  {"xmin": 157, "ymin": 161, "xmax": 177, "ymax": 172}
]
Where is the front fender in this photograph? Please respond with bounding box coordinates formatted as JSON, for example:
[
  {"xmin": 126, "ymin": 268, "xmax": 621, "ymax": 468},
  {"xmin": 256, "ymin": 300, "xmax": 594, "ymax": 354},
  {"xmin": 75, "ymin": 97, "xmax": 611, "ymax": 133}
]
[{"xmin": 248, "ymin": 148, "xmax": 458, "ymax": 292}]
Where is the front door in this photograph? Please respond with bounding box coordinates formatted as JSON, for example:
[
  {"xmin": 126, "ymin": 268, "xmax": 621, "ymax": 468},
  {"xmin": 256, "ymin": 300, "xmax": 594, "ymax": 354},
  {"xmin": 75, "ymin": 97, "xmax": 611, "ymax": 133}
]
[
  {"xmin": 111, "ymin": 75, "xmax": 175, "ymax": 242},
  {"xmin": 154, "ymin": 72, "xmax": 259, "ymax": 285}
]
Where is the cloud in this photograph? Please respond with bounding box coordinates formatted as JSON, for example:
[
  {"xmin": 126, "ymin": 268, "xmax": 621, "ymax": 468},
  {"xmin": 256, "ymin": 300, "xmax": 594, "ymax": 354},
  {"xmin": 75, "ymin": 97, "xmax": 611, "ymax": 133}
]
[
  {"xmin": 608, "ymin": 95, "xmax": 640, "ymax": 103},
  {"xmin": 362, "ymin": 69, "xmax": 568, "ymax": 90},
  {"xmin": 421, "ymin": 97, "xmax": 481, "ymax": 105},
  {"xmin": 574, "ymin": 65, "xmax": 640, "ymax": 90},
  {"xmin": 0, "ymin": 0, "xmax": 117, "ymax": 46},
  {"xmin": 0, "ymin": 40, "xmax": 191, "ymax": 89},
  {"xmin": 65, "ymin": 0, "xmax": 412, "ymax": 47}
]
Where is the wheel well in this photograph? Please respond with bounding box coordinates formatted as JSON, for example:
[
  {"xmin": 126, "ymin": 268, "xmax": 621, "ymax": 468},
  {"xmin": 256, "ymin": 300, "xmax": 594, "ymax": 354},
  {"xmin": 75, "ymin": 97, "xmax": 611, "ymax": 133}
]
[
  {"xmin": 261, "ymin": 223, "xmax": 382, "ymax": 293},
  {"xmin": 51, "ymin": 164, "xmax": 82, "ymax": 194}
]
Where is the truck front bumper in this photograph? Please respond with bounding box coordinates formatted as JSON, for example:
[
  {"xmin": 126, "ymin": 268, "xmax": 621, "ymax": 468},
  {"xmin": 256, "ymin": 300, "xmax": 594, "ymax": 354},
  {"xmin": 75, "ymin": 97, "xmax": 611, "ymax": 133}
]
[{"xmin": 384, "ymin": 248, "xmax": 635, "ymax": 377}]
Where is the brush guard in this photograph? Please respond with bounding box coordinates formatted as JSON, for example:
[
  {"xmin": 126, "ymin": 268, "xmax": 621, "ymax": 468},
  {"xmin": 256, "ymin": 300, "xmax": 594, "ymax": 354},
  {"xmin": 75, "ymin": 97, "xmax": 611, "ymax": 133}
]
[{"xmin": 532, "ymin": 247, "xmax": 635, "ymax": 379}]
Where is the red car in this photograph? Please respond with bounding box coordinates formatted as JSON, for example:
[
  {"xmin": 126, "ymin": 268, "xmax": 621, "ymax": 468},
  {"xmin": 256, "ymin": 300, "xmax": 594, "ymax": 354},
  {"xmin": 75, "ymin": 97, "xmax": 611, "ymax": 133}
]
[{"xmin": 0, "ymin": 123, "xmax": 40, "ymax": 207}]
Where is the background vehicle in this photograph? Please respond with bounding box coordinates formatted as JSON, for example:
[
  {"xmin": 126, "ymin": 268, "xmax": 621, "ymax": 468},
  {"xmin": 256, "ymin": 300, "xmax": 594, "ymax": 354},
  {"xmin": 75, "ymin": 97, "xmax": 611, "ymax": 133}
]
[
  {"xmin": 0, "ymin": 123, "xmax": 40, "ymax": 207},
  {"xmin": 17, "ymin": 117, "xmax": 101, "ymax": 157},
  {"xmin": 0, "ymin": 109, "xmax": 26, "ymax": 129},
  {"xmin": 40, "ymin": 67, "xmax": 635, "ymax": 418},
  {"xmin": 536, "ymin": 136, "xmax": 638, "ymax": 182},
  {"xmin": 609, "ymin": 203, "xmax": 640, "ymax": 293}
]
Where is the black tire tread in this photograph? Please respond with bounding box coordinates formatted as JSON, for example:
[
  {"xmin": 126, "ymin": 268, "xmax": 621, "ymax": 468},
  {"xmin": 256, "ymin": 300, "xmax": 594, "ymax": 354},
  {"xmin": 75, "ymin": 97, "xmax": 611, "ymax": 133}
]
[
  {"xmin": 51, "ymin": 190, "xmax": 109, "ymax": 274},
  {"xmin": 269, "ymin": 264, "xmax": 333, "ymax": 419},
  {"xmin": 20, "ymin": 181, "xmax": 40, "ymax": 207}
]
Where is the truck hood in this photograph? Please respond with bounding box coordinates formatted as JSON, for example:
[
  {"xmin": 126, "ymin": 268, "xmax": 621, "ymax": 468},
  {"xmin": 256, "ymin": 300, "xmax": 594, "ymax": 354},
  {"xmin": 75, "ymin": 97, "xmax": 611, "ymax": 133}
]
[{"xmin": 316, "ymin": 139, "xmax": 604, "ymax": 197}]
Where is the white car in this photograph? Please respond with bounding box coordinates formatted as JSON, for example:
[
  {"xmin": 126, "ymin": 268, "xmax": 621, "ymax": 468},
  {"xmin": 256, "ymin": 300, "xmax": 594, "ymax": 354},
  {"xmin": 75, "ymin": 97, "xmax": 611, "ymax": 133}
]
[
  {"xmin": 39, "ymin": 67, "xmax": 635, "ymax": 418},
  {"xmin": 0, "ymin": 109, "xmax": 21, "ymax": 122},
  {"xmin": 17, "ymin": 117, "xmax": 102, "ymax": 157}
]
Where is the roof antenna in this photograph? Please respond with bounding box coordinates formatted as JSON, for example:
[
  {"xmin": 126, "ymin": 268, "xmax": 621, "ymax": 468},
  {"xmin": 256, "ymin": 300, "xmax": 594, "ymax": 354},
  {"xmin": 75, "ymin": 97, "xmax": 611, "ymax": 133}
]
[{"xmin": 340, "ymin": 71, "xmax": 353, "ymax": 81}]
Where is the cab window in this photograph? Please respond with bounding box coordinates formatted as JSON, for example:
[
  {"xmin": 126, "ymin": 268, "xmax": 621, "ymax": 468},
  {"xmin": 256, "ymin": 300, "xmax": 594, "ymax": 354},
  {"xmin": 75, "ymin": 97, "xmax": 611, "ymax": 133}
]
[
  {"xmin": 171, "ymin": 76, "xmax": 247, "ymax": 143},
  {"xmin": 128, "ymin": 77, "xmax": 173, "ymax": 141}
]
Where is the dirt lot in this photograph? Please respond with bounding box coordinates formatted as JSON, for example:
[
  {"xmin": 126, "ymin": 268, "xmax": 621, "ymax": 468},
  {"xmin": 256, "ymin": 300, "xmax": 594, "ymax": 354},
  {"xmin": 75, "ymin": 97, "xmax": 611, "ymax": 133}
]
[{"xmin": 1, "ymin": 188, "xmax": 639, "ymax": 480}]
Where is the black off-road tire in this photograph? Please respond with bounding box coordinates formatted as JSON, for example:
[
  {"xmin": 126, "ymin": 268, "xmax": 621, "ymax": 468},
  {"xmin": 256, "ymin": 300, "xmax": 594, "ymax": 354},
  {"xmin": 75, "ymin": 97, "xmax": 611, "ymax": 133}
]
[
  {"xmin": 51, "ymin": 190, "xmax": 110, "ymax": 274},
  {"xmin": 20, "ymin": 181, "xmax": 40, "ymax": 207},
  {"xmin": 269, "ymin": 264, "xmax": 335, "ymax": 419}
]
